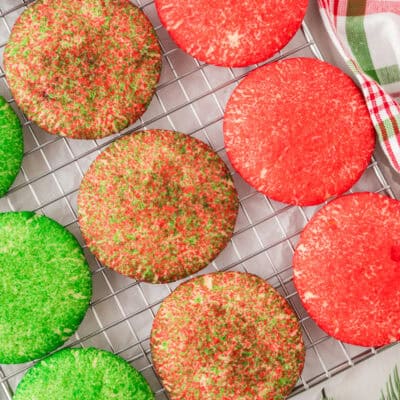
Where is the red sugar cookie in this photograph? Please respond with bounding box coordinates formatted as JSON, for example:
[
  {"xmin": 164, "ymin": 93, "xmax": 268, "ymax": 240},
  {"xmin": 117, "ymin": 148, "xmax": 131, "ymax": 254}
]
[
  {"xmin": 223, "ymin": 58, "xmax": 375, "ymax": 206},
  {"xmin": 293, "ymin": 192, "xmax": 400, "ymax": 347},
  {"xmin": 155, "ymin": 0, "xmax": 308, "ymax": 67}
]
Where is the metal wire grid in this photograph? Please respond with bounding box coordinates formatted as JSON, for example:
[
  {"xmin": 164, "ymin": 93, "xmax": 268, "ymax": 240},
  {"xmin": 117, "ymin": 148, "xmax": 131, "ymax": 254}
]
[{"xmin": 0, "ymin": 0, "xmax": 395, "ymax": 398}]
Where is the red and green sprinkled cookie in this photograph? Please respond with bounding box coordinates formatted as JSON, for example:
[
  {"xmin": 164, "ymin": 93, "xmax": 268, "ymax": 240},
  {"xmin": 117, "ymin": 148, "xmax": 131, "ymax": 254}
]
[
  {"xmin": 155, "ymin": 0, "xmax": 308, "ymax": 67},
  {"xmin": 151, "ymin": 272, "xmax": 305, "ymax": 399},
  {"xmin": 78, "ymin": 130, "xmax": 238, "ymax": 283},
  {"xmin": 4, "ymin": 0, "xmax": 161, "ymax": 139}
]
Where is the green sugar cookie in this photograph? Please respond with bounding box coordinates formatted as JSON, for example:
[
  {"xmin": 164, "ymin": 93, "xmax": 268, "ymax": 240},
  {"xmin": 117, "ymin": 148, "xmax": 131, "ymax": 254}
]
[
  {"xmin": 0, "ymin": 96, "xmax": 23, "ymax": 196},
  {"xmin": 0, "ymin": 212, "xmax": 91, "ymax": 364},
  {"xmin": 13, "ymin": 348, "xmax": 154, "ymax": 399}
]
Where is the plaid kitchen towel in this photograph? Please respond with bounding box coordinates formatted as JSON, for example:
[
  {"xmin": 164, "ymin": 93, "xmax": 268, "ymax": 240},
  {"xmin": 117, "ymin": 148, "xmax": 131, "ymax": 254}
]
[{"xmin": 319, "ymin": 0, "xmax": 400, "ymax": 172}]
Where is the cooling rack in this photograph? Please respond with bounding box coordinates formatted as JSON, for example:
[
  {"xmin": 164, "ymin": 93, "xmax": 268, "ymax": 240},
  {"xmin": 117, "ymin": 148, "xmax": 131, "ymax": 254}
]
[{"xmin": 0, "ymin": 0, "xmax": 396, "ymax": 399}]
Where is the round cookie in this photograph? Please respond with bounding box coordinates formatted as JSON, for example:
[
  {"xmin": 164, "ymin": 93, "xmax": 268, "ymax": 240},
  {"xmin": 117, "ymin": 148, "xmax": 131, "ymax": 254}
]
[
  {"xmin": 151, "ymin": 272, "xmax": 305, "ymax": 399},
  {"xmin": 0, "ymin": 96, "xmax": 23, "ymax": 196},
  {"xmin": 4, "ymin": 0, "xmax": 161, "ymax": 140},
  {"xmin": 13, "ymin": 348, "xmax": 154, "ymax": 399},
  {"xmin": 78, "ymin": 130, "xmax": 238, "ymax": 283},
  {"xmin": 293, "ymin": 192, "xmax": 400, "ymax": 347},
  {"xmin": 0, "ymin": 212, "xmax": 91, "ymax": 364},
  {"xmin": 155, "ymin": 0, "xmax": 308, "ymax": 67},
  {"xmin": 223, "ymin": 58, "xmax": 375, "ymax": 206}
]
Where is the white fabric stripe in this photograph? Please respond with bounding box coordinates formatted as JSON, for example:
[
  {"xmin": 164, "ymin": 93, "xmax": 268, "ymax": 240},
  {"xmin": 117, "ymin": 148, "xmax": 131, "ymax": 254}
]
[
  {"xmin": 363, "ymin": 13, "xmax": 400, "ymax": 84},
  {"xmin": 388, "ymin": 130, "xmax": 400, "ymax": 160},
  {"xmin": 318, "ymin": 6, "xmax": 350, "ymax": 62}
]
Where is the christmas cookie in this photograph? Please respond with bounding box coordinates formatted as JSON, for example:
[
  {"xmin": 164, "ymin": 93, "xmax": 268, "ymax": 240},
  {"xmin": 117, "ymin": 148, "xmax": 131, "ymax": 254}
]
[
  {"xmin": 0, "ymin": 212, "xmax": 91, "ymax": 364},
  {"xmin": 151, "ymin": 272, "xmax": 305, "ymax": 399},
  {"xmin": 78, "ymin": 130, "xmax": 238, "ymax": 283},
  {"xmin": 294, "ymin": 192, "xmax": 400, "ymax": 346},
  {"xmin": 155, "ymin": 0, "xmax": 308, "ymax": 67},
  {"xmin": 223, "ymin": 58, "xmax": 375, "ymax": 206},
  {"xmin": 0, "ymin": 96, "xmax": 23, "ymax": 196},
  {"xmin": 13, "ymin": 348, "xmax": 154, "ymax": 399},
  {"xmin": 4, "ymin": 0, "xmax": 161, "ymax": 139}
]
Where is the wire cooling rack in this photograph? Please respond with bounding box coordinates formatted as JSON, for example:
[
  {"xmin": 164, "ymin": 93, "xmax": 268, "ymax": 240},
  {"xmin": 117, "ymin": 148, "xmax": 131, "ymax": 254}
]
[{"xmin": 0, "ymin": 0, "xmax": 396, "ymax": 399}]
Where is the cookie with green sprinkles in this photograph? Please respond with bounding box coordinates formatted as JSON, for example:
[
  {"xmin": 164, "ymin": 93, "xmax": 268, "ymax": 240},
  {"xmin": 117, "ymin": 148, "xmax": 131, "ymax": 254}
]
[
  {"xmin": 13, "ymin": 348, "xmax": 154, "ymax": 400},
  {"xmin": 78, "ymin": 129, "xmax": 238, "ymax": 283},
  {"xmin": 0, "ymin": 96, "xmax": 23, "ymax": 196},
  {"xmin": 0, "ymin": 212, "xmax": 91, "ymax": 364},
  {"xmin": 151, "ymin": 272, "xmax": 305, "ymax": 399},
  {"xmin": 4, "ymin": 0, "xmax": 161, "ymax": 139}
]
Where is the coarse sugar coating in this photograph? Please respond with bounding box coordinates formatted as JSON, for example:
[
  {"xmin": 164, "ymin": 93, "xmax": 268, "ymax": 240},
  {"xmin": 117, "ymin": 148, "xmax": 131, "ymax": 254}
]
[
  {"xmin": 151, "ymin": 272, "xmax": 305, "ymax": 399},
  {"xmin": 78, "ymin": 130, "xmax": 238, "ymax": 283},
  {"xmin": 0, "ymin": 96, "xmax": 23, "ymax": 196},
  {"xmin": 13, "ymin": 348, "xmax": 154, "ymax": 400},
  {"xmin": 294, "ymin": 192, "xmax": 400, "ymax": 347},
  {"xmin": 0, "ymin": 212, "xmax": 91, "ymax": 364},
  {"xmin": 4, "ymin": 0, "xmax": 161, "ymax": 139},
  {"xmin": 155, "ymin": 0, "xmax": 308, "ymax": 67},
  {"xmin": 223, "ymin": 58, "xmax": 375, "ymax": 206}
]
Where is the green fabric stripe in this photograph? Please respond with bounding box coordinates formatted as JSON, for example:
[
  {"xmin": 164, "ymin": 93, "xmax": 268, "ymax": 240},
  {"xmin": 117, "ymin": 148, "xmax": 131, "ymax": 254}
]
[
  {"xmin": 382, "ymin": 119, "xmax": 395, "ymax": 140},
  {"xmin": 346, "ymin": 16, "xmax": 380, "ymax": 82},
  {"xmin": 380, "ymin": 115, "xmax": 400, "ymax": 140},
  {"xmin": 374, "ymin": 65, "xmax": 400, "ymax": 85},
  {"xmin": 346, "ymin": 60, "xmax": 358, "ymax": 74},
  {"xmin": 347, "ymin": 0, "xmax": 367, "ymax": 16},
  {"xmin": 375, "ymin": 121, "xmax": 384, "ymax": 143}
]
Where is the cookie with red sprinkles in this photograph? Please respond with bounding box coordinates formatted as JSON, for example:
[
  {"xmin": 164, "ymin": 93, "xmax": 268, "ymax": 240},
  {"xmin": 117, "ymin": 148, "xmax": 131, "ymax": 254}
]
[
  {"xmin": 4, "ymin": 0, "xmax": 161, "ymax": 139},
  {"xmin": 155, "ymin": 0, "xmax": 308, "ymax": 67},
  {"xmin": 294, "ymin": 192, "xmax": 400, "ymax": 347},
  {"xmin": 78, "ymin": 130, "xmax": 238, "ymax": 283},
  {"xmin": 151, "ymin": 272, "xmax": 305, "ymax": 399},
  {"xmin": 223, "ymin": 58, "xmax": 375, "ymax": 206}
]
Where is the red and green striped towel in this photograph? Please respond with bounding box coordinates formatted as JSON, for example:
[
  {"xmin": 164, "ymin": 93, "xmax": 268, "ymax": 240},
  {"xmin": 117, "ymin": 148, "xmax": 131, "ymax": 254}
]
[{"xmin": 319, "ymin": 0, "xmax": 400, "ymax": 172}]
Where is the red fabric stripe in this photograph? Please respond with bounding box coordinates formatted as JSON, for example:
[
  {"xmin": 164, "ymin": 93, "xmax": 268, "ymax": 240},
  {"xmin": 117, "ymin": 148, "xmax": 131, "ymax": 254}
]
[
  {"xmin": 365, "ymin": 1, "xmax": 400, "ymax": 14},
  {"xmin": 333, "ymin": 0, "xmax": 340, "ymax": 24},
  {"xmin": 326, "ymin": 0, "xmax": 400, "ymax": 17},
  {"xmin": 389, "ymin": 90, "xmax": 400, "ymax": 99},
  {"xmin": 362, "ymin": 78, "xmax": 400, "ymax": 169},
  {"xmin": 379, "ymin": 118, "xmax": 400, "ymax": 171}
]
